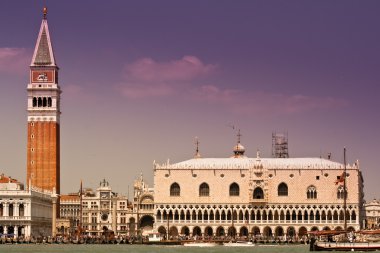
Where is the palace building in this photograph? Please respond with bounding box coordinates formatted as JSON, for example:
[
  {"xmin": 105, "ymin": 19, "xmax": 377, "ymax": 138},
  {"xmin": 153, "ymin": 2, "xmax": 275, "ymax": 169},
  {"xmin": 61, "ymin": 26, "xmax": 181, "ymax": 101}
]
[
  {"xmin": 0, "ymin": 174, "xmax": 53, "ymax": 238},
  {"xmin": 26, "ymin": 7, "xmax": 61, "ymax": 195},
  {"xmin": 153, "ymin": 136, "xmax": 365, "ymax": 239}
]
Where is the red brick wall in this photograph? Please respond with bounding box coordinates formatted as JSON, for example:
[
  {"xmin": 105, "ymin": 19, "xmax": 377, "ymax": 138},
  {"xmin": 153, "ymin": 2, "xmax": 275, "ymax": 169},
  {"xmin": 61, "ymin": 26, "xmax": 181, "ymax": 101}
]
[{"xmin": 27, "ymin": 121, "xmax": 60, "ymax": 194}]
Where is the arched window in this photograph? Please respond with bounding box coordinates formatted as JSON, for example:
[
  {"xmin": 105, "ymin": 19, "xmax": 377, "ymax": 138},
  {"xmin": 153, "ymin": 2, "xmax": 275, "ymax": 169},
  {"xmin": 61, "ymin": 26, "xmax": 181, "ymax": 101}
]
[
  {"xmin": 337, "ymin": 186, "xmax": 347, "ymax": 199},
  {"xmin": 38, "ymin": 97, "xmax": 42, "ymax": 107},
  {"xmin": 170, "ymin": 183, "xmax": 180, "ymax": 196},
  {"xmin": 278, "ymin": 182, "xmax": 288, "ymax": 196},
  {"xmin": 253, "ymin": 187, "xmax": 264, "ymax": 199},
  {"xmin": 229, "ymin": 183, "xmax": 240, "ymax": 196},
  {"xmin": 307, "ymin": 186, "xmax": 317, "ymax": 199},
  {"xmin": 33, "ymin": 97, "xmax": 37, "ymax": 107},
  {"xmin": 43, "ymin": 97, "xmax": 47, "ymax": 107},
  {"xmin": 47, "ymin": 97, "xmax": 52, "ymax": 107},
  {"xmin": 199, "ymin": 183, "xmax": 210, "ymax": 196}
]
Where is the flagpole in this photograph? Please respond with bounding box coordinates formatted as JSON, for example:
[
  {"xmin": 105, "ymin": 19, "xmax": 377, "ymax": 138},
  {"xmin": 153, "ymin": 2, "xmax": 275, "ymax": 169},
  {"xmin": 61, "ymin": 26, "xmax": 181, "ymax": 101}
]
[
  {"xmin": 343, "ymin": 148, "xmax": 347, "ymax": 232},
  {"xmin": 79, "ymin": 180, "xmax": 83, "ymax": 238}
]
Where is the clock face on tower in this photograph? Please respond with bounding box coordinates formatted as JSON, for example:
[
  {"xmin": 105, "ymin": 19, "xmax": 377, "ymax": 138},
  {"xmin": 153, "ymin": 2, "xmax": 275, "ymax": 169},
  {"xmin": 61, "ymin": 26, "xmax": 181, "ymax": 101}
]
[{"xmin": 31, "ymin": 70, "xmax": 54, "ymax": 83}]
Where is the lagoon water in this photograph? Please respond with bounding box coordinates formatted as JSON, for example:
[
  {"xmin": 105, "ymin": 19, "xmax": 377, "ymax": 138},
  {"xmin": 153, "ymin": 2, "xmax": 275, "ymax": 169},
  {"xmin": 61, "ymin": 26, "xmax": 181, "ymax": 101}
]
[{"xmin": 0, "ymin": 244, "xmax": 310, "ymax": 253}]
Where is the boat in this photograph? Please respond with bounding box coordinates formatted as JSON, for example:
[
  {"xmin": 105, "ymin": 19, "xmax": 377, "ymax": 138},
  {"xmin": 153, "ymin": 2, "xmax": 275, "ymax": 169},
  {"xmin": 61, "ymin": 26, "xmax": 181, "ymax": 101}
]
[
  {"xmin": 310, "ymin": 148, "xmax": 380, "ymax": 251},
  {"xmin": 312, "ymin": 235, "xmax": 380, "ymax": 252},
  {"xmin": 183, "ymin": 241, "xmax": 218, "ymax": 247},
  {"xmin": 223, "ymin": 240, "xmax": 255, "ymax": 247}
]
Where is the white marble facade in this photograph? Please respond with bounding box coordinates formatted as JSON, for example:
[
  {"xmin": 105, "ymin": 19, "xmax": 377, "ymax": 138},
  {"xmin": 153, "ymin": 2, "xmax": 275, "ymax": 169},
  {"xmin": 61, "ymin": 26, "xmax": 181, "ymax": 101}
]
[
  {"xmin": 0, "ymin": 175, "xmax": 53, "ymax": 238},
  {"xmin": 153, "ymin": 144, "xmax": 365, "ymax": 238}
]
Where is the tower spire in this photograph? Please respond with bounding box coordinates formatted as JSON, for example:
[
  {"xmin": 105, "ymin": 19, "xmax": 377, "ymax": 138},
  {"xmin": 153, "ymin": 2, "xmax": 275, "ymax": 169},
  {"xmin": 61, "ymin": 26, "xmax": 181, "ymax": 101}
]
[{"xmin": 31, "ymin": 7, "xmax": 56, "ymax": 66}]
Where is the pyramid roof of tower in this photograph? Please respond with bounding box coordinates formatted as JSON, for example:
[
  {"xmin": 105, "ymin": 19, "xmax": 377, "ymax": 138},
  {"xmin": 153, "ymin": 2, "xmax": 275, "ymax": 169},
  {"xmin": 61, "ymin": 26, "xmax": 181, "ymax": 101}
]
[{"xmin": 31, "ymin": 18, "xmax": 56, "ymax": 66}]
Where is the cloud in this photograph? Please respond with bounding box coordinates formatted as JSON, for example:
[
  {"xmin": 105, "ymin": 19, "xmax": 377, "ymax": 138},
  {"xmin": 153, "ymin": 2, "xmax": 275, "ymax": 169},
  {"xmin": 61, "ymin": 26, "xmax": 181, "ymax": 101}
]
[
  {"xmin": 116, "ymin": 55, "xmax": 347, "ymax": 114},
  {"xmin": 117, "ymin": 56, "xmax": 217, "ymax": 98},
  {"xmin": 0, "ymin": 48, "xmax": 31, "ymax": 74},
  {"xmin": 193, "ymin": 85, "xmax": 348, "ymax": 114}
]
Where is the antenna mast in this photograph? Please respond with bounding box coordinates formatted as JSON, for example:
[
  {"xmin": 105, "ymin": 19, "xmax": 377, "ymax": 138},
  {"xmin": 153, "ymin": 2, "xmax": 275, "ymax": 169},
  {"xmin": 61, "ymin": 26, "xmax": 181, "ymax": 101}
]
[{"xmin": 343, "ymin": 147, "xmax": 347, "ymax": 232}]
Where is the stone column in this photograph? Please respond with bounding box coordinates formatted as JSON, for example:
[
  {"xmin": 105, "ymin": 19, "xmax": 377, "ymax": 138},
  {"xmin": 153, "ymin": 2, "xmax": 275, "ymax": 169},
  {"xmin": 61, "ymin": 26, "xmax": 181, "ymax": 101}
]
[
  {"xmin": 14, "ymin": 226, "xmax": 18, "ymax": 238},
  {"xmin": 4, "ymin": 225, "xmax": 7, "ymax": 235},
  {"xmin": 4, "ymin": 203, "xmax": 8, "ymax": 216},
  {"xmin": 52, "ymin": 191, "xmax": 58, "ymax": 237},
  {"xmin": 112, "ymin": 199, "xmax": 117, "ymax": 233},
  {"xmin": 15, "ymin": 203, "xmax": 19, "ymax": 217}
]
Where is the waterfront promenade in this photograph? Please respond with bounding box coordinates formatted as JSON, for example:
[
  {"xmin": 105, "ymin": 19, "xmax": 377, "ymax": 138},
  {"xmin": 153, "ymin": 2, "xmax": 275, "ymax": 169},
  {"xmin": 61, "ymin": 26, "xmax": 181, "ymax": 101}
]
[{"xmin": 0, "ymin": 244, "xmax": 310, "ymax": 253}]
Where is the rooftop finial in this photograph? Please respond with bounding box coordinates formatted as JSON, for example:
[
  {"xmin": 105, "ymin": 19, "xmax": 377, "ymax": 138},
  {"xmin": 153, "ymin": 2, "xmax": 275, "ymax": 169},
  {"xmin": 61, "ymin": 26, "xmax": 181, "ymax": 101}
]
[
  {"xmin": 194, "ymin": 136, "xmax": 201, "ymax": 158},
  {"xmin": 233, "ymin": 129, "xmax": 245, "ymax": 157},
  {"xmin": 237, "ymin": 129, "xmax": 241, "ymax": 144},
  {"xmin": 43, "ymin": 6, "xmax": 48, "ymax": 19}
]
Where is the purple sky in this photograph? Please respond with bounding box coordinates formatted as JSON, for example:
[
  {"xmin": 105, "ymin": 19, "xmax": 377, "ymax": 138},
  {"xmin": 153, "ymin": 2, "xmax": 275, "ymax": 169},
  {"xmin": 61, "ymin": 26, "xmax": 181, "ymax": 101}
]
[{"xmin": 0, "ymin": 1, "xmax": 379, "ymax": 200}]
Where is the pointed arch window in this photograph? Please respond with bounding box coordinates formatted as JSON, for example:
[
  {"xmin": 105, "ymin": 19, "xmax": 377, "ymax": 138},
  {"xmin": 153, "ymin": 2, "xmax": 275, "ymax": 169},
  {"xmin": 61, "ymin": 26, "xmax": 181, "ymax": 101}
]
[
  {"xmin": 278, "ymin": 182, "xmax": 288, "ymax": 196},
  {"xmin": 199, "ymin": 183, "xmax": 210, "ymax": 196},
  {"xmin": 307, "ymin": 185, "xmax": 317, "ymax": 199},
  {"xmin": 170, "ymin": 183, "xmax": 180, "ymax": 196},
  {"xmin": 229, "ymin": 183, "xmax": 240, "ymax": 196},
  {"xmin": 253, "ymin": 187, "xmax": 264, "ymax": 199},
  {"xmin": 337, "ymin": 186, "xmax": 347, "ymax": 199}
]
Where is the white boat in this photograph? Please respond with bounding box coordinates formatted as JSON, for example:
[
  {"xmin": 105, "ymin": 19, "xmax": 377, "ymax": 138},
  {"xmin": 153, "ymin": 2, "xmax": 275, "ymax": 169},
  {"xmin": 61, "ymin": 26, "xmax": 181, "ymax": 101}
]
[
  {"xmin": 224, "ymin": 241, "xmax": 255, "ymax": 247},
  {"xmin": 183, "ymin": 242, "xmax": 217, "ymax": 247},
  {"xmin": 147, "ymin": 232, "xmax": 162, "ymax": 242}
]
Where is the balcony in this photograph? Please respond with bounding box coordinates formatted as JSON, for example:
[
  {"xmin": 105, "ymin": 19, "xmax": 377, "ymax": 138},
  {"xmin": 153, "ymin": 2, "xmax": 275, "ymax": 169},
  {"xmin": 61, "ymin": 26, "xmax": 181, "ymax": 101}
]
[
  {"xmin": 250, "ymin": 199, "xmax": 267, "ymax": 204},
  {"xmin": 0, "ymin": 216, "xmax": 31, "ymax": 221}
]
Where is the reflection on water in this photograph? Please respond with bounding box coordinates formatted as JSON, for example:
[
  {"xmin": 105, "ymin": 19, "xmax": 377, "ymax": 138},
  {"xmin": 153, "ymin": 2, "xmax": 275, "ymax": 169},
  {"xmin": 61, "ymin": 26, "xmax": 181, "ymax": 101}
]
[{"xmin": 0, "ymin": 244, "xmax": 310, "ymax": 253}]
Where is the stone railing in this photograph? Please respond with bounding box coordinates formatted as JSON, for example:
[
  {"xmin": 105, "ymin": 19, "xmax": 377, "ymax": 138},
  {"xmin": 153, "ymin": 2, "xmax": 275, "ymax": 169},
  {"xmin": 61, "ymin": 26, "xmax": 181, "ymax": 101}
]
[{"xmin": 0, "ymin": 216, "xmax": 31, "ymax": 220}]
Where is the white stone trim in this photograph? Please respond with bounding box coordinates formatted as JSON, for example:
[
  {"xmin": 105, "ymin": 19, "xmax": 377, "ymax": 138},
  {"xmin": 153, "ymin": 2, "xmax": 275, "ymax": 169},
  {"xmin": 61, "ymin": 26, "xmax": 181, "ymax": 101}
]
[{"xmin": 28, "ymin": 116, "xmax": 59, "ymax": 123}]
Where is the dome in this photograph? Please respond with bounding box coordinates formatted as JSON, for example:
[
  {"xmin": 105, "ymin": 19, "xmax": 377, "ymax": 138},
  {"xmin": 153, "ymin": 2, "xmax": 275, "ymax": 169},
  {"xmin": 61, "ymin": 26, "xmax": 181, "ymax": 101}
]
[{"xmin": 233, "ymin": 143, "xmax": 245, "ymax": 157}]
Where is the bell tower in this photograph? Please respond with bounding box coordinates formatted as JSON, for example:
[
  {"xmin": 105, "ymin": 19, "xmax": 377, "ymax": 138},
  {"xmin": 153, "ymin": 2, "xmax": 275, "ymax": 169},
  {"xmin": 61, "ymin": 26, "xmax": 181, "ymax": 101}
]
[{"xmin": 26, "ymin": 7, "xmax": 61, "ymax": 195}]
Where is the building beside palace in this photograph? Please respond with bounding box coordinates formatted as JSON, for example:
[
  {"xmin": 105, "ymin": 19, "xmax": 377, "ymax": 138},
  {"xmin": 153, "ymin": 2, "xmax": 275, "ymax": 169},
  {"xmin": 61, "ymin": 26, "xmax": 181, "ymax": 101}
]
[
  {"xmin": 58, "ymin": 176, "xmax": 155, "ymax": 237},
  {"xmin": 153, "ymin": 136, "xmax": 365, "ymax": 239},
  {"xmin": 58, "ymin": 193, "xmax": 80, "ymax": 236},
  {"xmin": 363, "ymin": 199, "xmax": 380, "ymax": 229},
  {"xmin": 133, "ymin": 174, "xmax": 155, "ymax": 236},
  {"xmin": 0, "ymin": 174, "xmax": 53, "ymax": 238}
]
